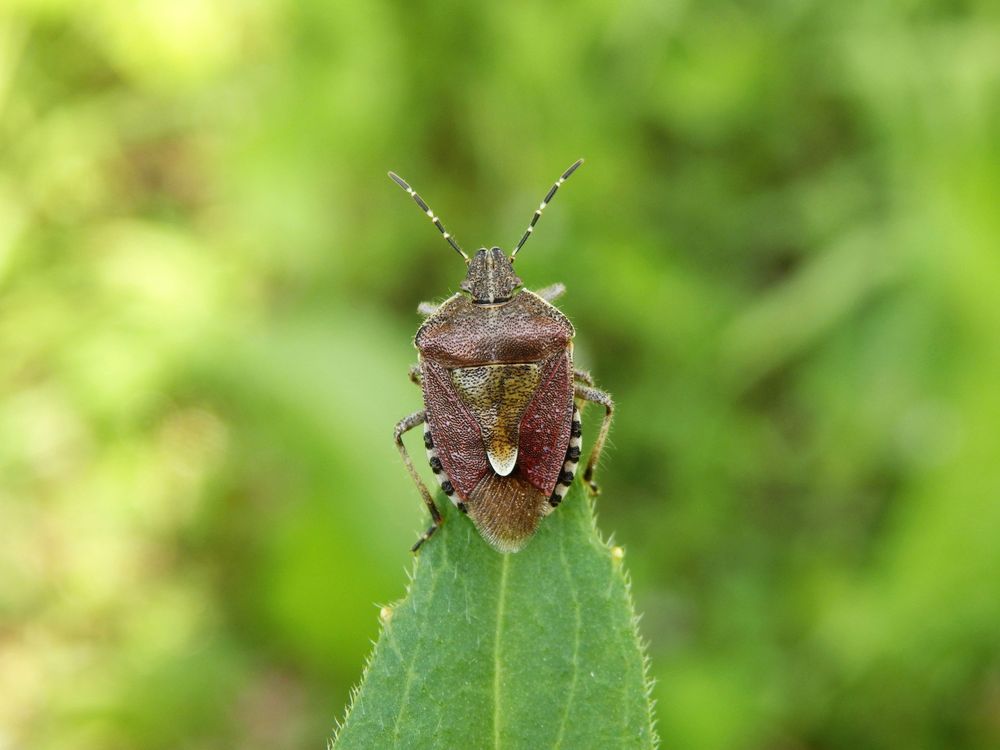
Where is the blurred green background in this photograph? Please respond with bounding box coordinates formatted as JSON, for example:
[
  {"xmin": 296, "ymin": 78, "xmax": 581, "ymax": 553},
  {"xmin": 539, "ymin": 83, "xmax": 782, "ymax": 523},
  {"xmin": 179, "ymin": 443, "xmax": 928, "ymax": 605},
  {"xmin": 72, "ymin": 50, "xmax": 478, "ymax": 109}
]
[{"xmin": 2, "ymin": 1, "xmax": 999, "ymax": 748}]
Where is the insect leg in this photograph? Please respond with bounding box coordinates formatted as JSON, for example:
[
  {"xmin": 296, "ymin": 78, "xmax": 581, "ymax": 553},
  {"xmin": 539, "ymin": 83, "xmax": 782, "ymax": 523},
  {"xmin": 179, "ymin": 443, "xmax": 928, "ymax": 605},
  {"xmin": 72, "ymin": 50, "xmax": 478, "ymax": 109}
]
[
  {"xmin": 393, "ymin": 410, "xmax": 443, "ymax": 551},
  {"xmin": 535, "ymin": 282, "xmax": 566, "ymax": 303},
  {"xmin": 574, "ymin": 384, "xmax": 614, "ymax": 496},
  {"xmin": 408, "ymin": 363, "xmax": 422, "ymax": 387},
  {"xmin": 417, "ymin": 301, "xmax": 439, "ymax": 316},
  {"xmin": 573, "ymin": 367, "xmax": 594, "ymax": 386}
]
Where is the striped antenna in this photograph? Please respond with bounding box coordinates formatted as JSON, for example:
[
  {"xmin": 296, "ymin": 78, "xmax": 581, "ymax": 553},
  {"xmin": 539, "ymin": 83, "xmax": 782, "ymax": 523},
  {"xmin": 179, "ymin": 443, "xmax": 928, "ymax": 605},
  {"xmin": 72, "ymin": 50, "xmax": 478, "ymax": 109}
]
[
  {"xmin": 388, "ymin": 171, "xmax": 469, "ymax": 262},
  {"xmin": 511, "ymin": 158, "xmax": 584, "ymax": 259}
]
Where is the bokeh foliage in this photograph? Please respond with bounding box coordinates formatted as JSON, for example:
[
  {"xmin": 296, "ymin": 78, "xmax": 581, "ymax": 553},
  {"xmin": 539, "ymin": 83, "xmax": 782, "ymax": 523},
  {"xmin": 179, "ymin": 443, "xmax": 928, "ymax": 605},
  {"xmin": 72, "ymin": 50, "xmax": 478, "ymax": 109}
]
[{"xmin": 1, "ymin": 1, "xmax": 999, "ymax": 748}]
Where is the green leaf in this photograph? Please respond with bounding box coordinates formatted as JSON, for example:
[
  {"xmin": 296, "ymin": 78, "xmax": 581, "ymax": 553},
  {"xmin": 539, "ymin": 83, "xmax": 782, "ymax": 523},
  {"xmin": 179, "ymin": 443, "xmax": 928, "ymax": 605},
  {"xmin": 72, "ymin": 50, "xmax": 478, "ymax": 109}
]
[{"xmin": 332, "ymin": 485, "xmax": 657, "ymax": 749}]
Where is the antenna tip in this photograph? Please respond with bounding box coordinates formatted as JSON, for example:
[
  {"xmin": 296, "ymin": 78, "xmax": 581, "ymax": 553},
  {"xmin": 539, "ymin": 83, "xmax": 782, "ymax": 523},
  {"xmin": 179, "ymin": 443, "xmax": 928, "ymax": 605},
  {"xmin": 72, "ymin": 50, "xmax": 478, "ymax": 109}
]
[{"xmin": 562, "ymin": 158, "xmax": 585, "ymax": 180}]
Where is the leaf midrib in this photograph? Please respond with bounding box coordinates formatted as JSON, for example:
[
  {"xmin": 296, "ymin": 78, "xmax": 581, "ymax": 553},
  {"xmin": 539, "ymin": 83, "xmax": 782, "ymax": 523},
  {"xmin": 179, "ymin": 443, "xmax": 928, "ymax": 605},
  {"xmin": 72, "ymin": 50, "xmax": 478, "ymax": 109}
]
[{"xmin": 492, "ymin": 553, "xmax": 511, "ymax": 748}]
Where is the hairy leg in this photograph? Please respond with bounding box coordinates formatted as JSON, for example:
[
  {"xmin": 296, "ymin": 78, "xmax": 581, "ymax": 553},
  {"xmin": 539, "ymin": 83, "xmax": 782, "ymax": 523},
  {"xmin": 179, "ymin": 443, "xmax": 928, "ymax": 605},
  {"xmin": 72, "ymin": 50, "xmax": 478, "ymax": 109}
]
[
  {"xmin": 393, "ymin": 410, "xmax": 442, "ymax": 551},
  {"xmin": 408, "ymin": 363, "xmax": 422, "ymax": 386},
  {"xmin": 574, "ymin": 384, "xmax": 614, "ymax": 495},
  {"xmin": 534, "ymin": 282, "xmax": 566, "ymax": 303},
  {"xmin": 417, "ymin": 301, "xmax": 439, "ymax": 316}
]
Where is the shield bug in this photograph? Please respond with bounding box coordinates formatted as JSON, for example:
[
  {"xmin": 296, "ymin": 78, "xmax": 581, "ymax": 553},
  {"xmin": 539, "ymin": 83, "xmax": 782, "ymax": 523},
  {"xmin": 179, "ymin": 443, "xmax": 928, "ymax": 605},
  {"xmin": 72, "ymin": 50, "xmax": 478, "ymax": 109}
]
[{"xmin": 390, "ymin": 159, "xmax": 614, "ymax": 553}]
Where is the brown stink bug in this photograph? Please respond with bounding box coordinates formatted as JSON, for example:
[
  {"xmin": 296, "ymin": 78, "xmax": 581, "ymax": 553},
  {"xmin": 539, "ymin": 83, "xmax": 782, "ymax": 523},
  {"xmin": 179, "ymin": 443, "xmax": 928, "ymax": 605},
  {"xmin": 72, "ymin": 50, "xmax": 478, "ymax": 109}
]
[{"xmin": 389, "ymin": 159, "xmax": 614, "ymax": 553}]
